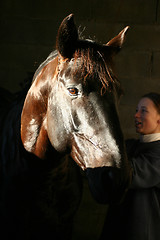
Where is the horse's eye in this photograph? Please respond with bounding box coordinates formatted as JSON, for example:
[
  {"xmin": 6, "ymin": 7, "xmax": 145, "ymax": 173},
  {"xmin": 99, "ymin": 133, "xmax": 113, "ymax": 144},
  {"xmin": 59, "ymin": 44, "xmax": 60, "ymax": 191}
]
[{"xmin": 68, "ymin": 88, "xmax": 78, "ymax": 96}]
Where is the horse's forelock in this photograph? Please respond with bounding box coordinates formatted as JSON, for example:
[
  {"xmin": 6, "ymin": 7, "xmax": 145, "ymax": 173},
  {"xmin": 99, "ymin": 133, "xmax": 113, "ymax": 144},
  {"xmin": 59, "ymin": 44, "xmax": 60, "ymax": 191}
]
[{"xmin": 73, "ymin": 47, "xmax": 122, "ymax": 96}]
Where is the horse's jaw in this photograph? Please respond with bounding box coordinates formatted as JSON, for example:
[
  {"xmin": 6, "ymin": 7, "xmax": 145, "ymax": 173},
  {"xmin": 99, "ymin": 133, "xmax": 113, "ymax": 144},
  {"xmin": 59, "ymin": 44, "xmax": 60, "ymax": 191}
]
[{"xmin": 71, "ymin": 132, "xmax": 122, "ymax": 171}]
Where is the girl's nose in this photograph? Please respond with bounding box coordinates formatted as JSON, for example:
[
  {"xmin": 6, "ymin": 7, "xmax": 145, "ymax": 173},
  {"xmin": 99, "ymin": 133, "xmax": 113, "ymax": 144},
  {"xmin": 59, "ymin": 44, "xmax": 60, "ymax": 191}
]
[{"xmin": 135, "ymin": 110, "xmax": 140, "ymax": 118}]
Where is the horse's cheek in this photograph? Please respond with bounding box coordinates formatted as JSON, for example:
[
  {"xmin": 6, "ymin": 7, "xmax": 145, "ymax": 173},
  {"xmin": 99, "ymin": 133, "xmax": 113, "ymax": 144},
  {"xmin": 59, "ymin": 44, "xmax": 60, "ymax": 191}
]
[{"xmin": 47, "ymin": 106, "xmax": 69, "ymax": 152}]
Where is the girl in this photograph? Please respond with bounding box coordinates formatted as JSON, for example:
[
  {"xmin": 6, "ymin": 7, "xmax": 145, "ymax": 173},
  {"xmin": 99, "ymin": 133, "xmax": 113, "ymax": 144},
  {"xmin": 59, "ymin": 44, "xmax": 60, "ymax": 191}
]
[{"xmin": 87, "ymin": 92, "xmax": 160, "ymax": 240}]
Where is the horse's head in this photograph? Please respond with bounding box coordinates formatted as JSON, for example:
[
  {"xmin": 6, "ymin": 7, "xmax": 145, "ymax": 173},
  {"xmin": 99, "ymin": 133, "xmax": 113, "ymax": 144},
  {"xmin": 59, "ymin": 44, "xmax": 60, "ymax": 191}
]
[{"xmin": 21, "ymin": 14, "xmax": 131, "ymax": 192}]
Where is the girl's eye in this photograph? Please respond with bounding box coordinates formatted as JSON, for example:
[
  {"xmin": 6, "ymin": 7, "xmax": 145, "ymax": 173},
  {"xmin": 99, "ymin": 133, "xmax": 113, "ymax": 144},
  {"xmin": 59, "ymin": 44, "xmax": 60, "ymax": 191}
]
[
  {"xmin": 141, "ymin": 108, "xmax": 148, "ymax": 113},
  {"xmin": 68, "ymin": 88, "xmax": 79, "ymax": 96}
]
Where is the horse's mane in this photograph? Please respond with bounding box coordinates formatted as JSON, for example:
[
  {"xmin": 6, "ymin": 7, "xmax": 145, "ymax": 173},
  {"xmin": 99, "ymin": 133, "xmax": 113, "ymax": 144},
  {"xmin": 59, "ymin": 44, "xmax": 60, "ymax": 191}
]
[
  {"xmin": 32, "ymin": 50, "xmax": 58, "ymax": 82},
  {"xmin": 73, "ymin": 43, "xmax": 123, "ymax": 96}
]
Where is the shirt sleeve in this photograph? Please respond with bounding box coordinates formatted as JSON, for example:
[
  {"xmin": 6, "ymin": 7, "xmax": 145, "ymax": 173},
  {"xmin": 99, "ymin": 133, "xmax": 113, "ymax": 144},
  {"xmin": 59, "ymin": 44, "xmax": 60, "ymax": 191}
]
[
  {"xmin": 130, "ymin": 146, "xmax": 160, "ymax": 189},
  {"xmin": 86, "ymin": 167, "xmax": 129, "ymax": 204}
]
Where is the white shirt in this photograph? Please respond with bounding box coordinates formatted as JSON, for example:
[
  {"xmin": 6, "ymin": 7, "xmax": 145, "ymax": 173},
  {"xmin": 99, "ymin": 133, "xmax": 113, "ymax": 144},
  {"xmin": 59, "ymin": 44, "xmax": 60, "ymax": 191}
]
[{"xmin": 140, "ymin": 133, "xmax": 160, "ymax": 143}]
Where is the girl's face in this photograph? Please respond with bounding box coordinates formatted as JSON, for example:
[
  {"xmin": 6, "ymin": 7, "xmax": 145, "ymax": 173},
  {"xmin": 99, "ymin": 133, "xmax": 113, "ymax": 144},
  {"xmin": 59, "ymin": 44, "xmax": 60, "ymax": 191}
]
[{"xmin": 135, "ymin": 97, "xmax": 160, "ymax": 135}]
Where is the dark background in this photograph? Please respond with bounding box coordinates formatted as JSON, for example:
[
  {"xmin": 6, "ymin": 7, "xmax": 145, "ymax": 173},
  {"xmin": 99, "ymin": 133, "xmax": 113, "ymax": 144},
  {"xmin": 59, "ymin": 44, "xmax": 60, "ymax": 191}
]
[{"xmin": 0, "ymin": 1, "xmax": 160, "ymax": 239}]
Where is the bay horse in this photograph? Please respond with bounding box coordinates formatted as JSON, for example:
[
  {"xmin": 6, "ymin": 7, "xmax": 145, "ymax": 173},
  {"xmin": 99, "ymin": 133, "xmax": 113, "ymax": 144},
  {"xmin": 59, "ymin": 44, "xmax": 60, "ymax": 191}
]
[{"xmin": 0, "ymin": 14, "xmax": 131, "ymax": 240}]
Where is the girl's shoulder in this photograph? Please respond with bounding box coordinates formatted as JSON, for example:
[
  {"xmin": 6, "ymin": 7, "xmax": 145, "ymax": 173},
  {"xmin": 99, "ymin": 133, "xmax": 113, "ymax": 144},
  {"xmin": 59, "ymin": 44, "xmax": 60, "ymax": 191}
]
[{"xmin": 126, "ymin": 138, "xmax": 160, "ymax": 156}]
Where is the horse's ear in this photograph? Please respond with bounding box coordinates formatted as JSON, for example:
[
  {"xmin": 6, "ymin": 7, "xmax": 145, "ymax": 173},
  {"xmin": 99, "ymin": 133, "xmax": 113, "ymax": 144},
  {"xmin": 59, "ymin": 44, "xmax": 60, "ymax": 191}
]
[
  {"xmin": 56, "ymin": 14, "xmax": 78, "ymax": 59},
  {"xmin": 106, "ymin": 26, "xmax": 129, "ymax": 55}
]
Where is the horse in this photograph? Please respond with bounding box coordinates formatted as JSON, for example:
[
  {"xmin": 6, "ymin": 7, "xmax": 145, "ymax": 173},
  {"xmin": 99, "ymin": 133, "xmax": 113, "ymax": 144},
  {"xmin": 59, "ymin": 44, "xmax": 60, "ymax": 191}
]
[{"xmin": 0, "ymin": 14, "xmax": 131, "ymax": 240}]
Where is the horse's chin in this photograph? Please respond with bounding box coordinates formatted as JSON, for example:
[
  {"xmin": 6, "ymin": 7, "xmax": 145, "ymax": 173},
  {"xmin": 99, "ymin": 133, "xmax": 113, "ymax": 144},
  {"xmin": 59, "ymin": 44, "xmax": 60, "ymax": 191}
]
[{"xmin": 71, "ymin": 146, "xmax": 86, "ymax": 170}]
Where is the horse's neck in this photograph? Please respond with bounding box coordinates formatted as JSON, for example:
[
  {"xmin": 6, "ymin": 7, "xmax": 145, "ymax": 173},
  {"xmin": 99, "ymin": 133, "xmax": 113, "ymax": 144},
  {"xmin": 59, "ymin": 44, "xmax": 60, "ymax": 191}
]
[
  {"xmin": 46, "ymin": 154, "xmax": 70, "ymax": 181},
  {"xmin": 0, "ymin": 99, "xmax": 25, "ymax": 176}
]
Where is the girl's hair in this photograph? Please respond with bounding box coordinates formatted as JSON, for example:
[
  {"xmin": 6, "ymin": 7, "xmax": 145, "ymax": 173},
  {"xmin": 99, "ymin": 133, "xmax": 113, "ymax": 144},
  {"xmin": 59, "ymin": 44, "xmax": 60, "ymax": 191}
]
[{"xmin": 142, "ymin": 92, "xmax": 160, "ymax": 114}]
